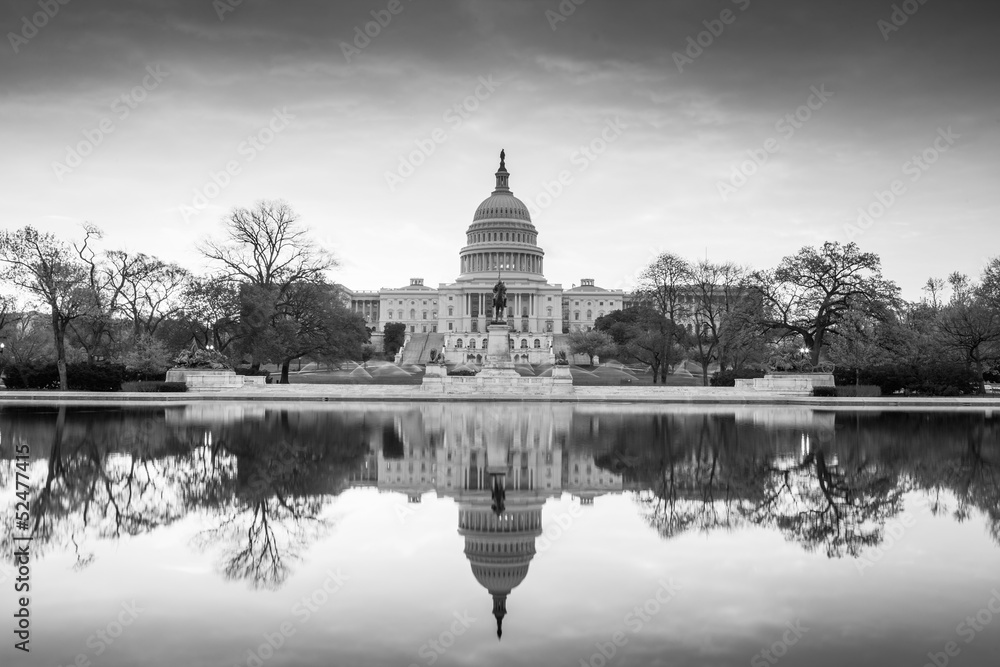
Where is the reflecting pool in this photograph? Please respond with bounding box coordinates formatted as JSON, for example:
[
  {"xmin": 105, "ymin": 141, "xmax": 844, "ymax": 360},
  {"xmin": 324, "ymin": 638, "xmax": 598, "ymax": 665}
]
[{"xmin": 1, "ymin": 403, "xmax": 999, "ymax": 667}]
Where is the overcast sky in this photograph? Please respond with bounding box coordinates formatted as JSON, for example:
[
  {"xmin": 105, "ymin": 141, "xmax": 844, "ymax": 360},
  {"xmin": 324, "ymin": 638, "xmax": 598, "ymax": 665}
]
[{"xmin": 2, "ymin": 0, "xmax": 998, "ymax": 298}]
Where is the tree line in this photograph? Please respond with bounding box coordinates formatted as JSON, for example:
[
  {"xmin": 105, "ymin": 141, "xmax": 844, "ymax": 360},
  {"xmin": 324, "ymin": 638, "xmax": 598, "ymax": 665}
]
[
  {"xmin": 570, "ymin": 242, "xmax": 1000, "ymax": 393},
  {"xmin": 0, "ymin": 200, "xmax": 370, "ymax": 388}
]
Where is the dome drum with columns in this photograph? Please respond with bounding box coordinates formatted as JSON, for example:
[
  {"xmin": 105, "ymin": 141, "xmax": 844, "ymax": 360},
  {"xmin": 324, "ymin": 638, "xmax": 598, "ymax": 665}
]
[{"xmin": 343, "ymin": 152, "xmax": 626, "ymax": 361}]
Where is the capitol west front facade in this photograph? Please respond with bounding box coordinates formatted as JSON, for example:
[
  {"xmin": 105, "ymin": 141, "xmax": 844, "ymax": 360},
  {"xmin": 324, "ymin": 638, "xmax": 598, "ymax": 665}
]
[{"xmin": 346, "ymin": 155, "xmax": 625, "ymax": 363}]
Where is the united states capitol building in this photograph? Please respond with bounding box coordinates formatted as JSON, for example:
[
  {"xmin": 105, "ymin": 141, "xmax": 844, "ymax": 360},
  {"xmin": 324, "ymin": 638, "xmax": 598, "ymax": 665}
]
[{"xmin": 344, "ymin": 153, "xmax": 625, "ymax": 363}]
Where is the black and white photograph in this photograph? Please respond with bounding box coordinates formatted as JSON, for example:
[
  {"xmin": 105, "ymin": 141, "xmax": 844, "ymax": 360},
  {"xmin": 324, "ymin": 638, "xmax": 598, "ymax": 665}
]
[{"xmin": 1, "ymin": 0, "xmax": 999, "ymax": 665}]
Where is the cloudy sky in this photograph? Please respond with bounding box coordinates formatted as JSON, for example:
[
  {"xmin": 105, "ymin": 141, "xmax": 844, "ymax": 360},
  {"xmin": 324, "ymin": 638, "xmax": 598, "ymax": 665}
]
[{"xmin": 2, "ymin": 0, "xmax": 998, "ymax": 298}]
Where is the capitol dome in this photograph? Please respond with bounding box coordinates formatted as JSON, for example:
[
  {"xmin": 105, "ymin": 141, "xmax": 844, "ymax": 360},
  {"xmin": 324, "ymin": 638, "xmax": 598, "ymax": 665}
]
[
  {"xmin": 458, "ymin": 151, "xmax": 547, "ymax": 282},
  {"xmin": 473, "ymin": 193, "xmax": 531, "ymax": 222}
]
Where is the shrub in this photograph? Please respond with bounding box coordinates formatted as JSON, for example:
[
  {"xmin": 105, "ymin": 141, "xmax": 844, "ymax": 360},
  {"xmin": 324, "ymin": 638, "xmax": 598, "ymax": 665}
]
[
  {"xmin": 813, "ymin": 386, "xmax": 837, "ymax": 397},
  {"xmin": 836, "ymin": 385, "xmax": 881, "ymax": 398},
  {"xmin": 448, "ymin": 369, "xmax": 477, "ymax": 377},
  {"xmin": 121, "ymin": 381, "xmax": 187, "ymax": 393},
  {"xmin": 235, "ymin": 367, "xmax": 271, "ymax": 378},
  {"xmin": 172, "ymin": 348, "xmax": 232, "ymax": 370},
  {"xmin": 835, "ymin": 364, "xmax": 980, "ymax": 396},
  {"xmin": 711, "ymin": 369, "xmax": 766, "ymax": 387},
  {"xmin": 3, "ymin": 362, "xmax": 125, "ymax": 391}
]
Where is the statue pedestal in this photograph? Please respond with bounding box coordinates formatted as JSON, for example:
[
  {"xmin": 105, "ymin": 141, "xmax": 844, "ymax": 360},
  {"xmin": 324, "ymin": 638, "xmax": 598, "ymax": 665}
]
[
  {"xmin": 165, "ymin": 367, "xmax": 245, "ymax": 391},
  {"xmin": 481, "ymin": 324, "xmax": 519, "ymax": 379},
  {"xmin": 735, "ymin": 373, "xmax": 835, "ymax": 395},
  {"xmin": 485, "ymin": 324, "xmax": 513, "ymax": 364}
]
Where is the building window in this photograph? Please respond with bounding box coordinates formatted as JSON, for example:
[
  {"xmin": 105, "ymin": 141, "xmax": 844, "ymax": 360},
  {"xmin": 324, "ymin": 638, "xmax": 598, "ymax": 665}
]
[
  {"xmin": 482, "ymin": 339, "xmax": 488, "ymax": 349},
  {"xmin": 456, "ymin": 339, "xmax": 463, "ymax": 348},
  {"xmin": 546, "ymin": 307, "xmax": 552, "ymax": 316},
  {"xmin": 448, "ymin": 307, "xmax": 453, "ymax": 316},
  {"xmin": 586, "ymin": 310, "xmax": 592, "ymax": 319},
  {"xmin": 410, "ymin": 309, "xmax": 416, "ymax": 319},
  {"xmin": 422, "ymin": 325, "xmax": 427, "ymax": 333},
  {"xmin": 448, "ymin": 322, "xmax": 453, "ymax": 331},
  {"xmin": 520, "ymin": 339, "xmax": 528, "ymax": 349},
  {"xmin": 410, "ymin": 325, "xmax": 415, "ymax": 332},
  {"xmin": 469, "ymin": 340, "xmax": 476, "ymax": 349},
  {"xmin": 422, "ymin": 311, "xmax": 427, "ymax": 320},
  {"xmin": 534, "ymin": 339, "xmax": 541, "ymax": 349},
  {"xmin": 575, "ymin": 312, "xmax": 580, "ymax": 321}
]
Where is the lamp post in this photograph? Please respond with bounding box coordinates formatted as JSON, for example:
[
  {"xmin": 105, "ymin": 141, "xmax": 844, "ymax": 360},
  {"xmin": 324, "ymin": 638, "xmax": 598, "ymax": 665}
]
[{"xmin": 0, "ymin": 342, "xmax": 6, "ymax": 388}]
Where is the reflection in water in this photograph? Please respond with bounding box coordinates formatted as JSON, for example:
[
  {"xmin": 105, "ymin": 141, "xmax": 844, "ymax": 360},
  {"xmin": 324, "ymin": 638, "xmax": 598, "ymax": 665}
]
[{"xmin": 1, "ymin": 404, "xmax": 998, "ymax": 639}]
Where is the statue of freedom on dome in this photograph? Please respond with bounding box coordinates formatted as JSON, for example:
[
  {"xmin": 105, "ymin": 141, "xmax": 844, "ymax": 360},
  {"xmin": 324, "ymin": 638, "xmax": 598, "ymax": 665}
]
[
  {"xmin": 492, "ymin": 279, "xmax": 508, "ymax": 322},
  {"xmin": 499, "ymin": 149, "xmax": 505, "ymax": 170}
]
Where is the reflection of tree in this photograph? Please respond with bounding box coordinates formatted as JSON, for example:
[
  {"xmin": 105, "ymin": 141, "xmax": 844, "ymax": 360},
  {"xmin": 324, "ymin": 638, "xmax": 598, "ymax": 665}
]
[
  {"xmin": 187, "ymin": 411, "xmax": 369, "ymax": 589},
  {"xmin": 0, "ymin": 407, "xmax": 190, "ymax": 569},
  {"xmin": 191, "ymin": 440, "xmax": 328, "ymax": 590},
  {"xmin": 0, "ymin": 406, "xmax": 372, "ymax": 587},
  {"xmin": 909, "ymin": 415, "xmax": 1000, "ymax": 546},
  {"xmin": 746, "ymin": 448, "xmax": 905, "ymax": 558},
  {"xmin": 586, "ymin": 410, "xmax": 995, "ymax": 558}
]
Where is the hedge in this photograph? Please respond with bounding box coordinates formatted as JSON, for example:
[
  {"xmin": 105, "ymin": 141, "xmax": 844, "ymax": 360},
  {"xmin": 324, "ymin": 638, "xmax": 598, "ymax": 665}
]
[
  {"xmin": 710, "ymin": 369, "xmax": 766, "ymax": 387},
  {"xmin": 834, "ymin": 364, "xmax": 981, "ymax": 396},
  {"xmin": 121, "ymin": 381, "xmax": 188, "ymax": 393},
  {"xmin": 3, "ymin": 363, "xmax": 173, "ymax": 391}
]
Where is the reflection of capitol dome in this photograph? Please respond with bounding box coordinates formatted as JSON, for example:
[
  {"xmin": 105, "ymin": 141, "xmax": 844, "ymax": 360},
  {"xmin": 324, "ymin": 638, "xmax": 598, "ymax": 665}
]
[{"xmin": 458, "ymin": 500, "xmax": 543, "ymax": 639}]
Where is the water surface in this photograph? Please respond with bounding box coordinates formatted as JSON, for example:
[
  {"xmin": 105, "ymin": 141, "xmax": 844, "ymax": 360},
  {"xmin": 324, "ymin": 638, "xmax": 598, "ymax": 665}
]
[{"xmin": 1, "ymin": 403, "xmax": 998, "ymax": 666}]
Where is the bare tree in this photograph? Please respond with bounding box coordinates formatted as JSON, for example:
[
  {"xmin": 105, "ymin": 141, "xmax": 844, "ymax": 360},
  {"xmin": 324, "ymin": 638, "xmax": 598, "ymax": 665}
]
[
  {"xmin": 0, "ymin": 226, "xmax": 96, "ymax": 389},
  {"xmin": 688, "ymin": 261, "xmax": 755, "ymax": 385},
  {"xmin": 199, "ymin": 200, "xmax": 336, "ymax": 289},
  {"xmin": 922, "ymin": 277, "xmax": 946, "ymax": 310},
  {"xmin": 635, "ymin": 252, "xmax": 692, "ymax": 380},
  {"xmin": 105, "ymin": 251, "xmax": 189, "ymax": 335}
]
